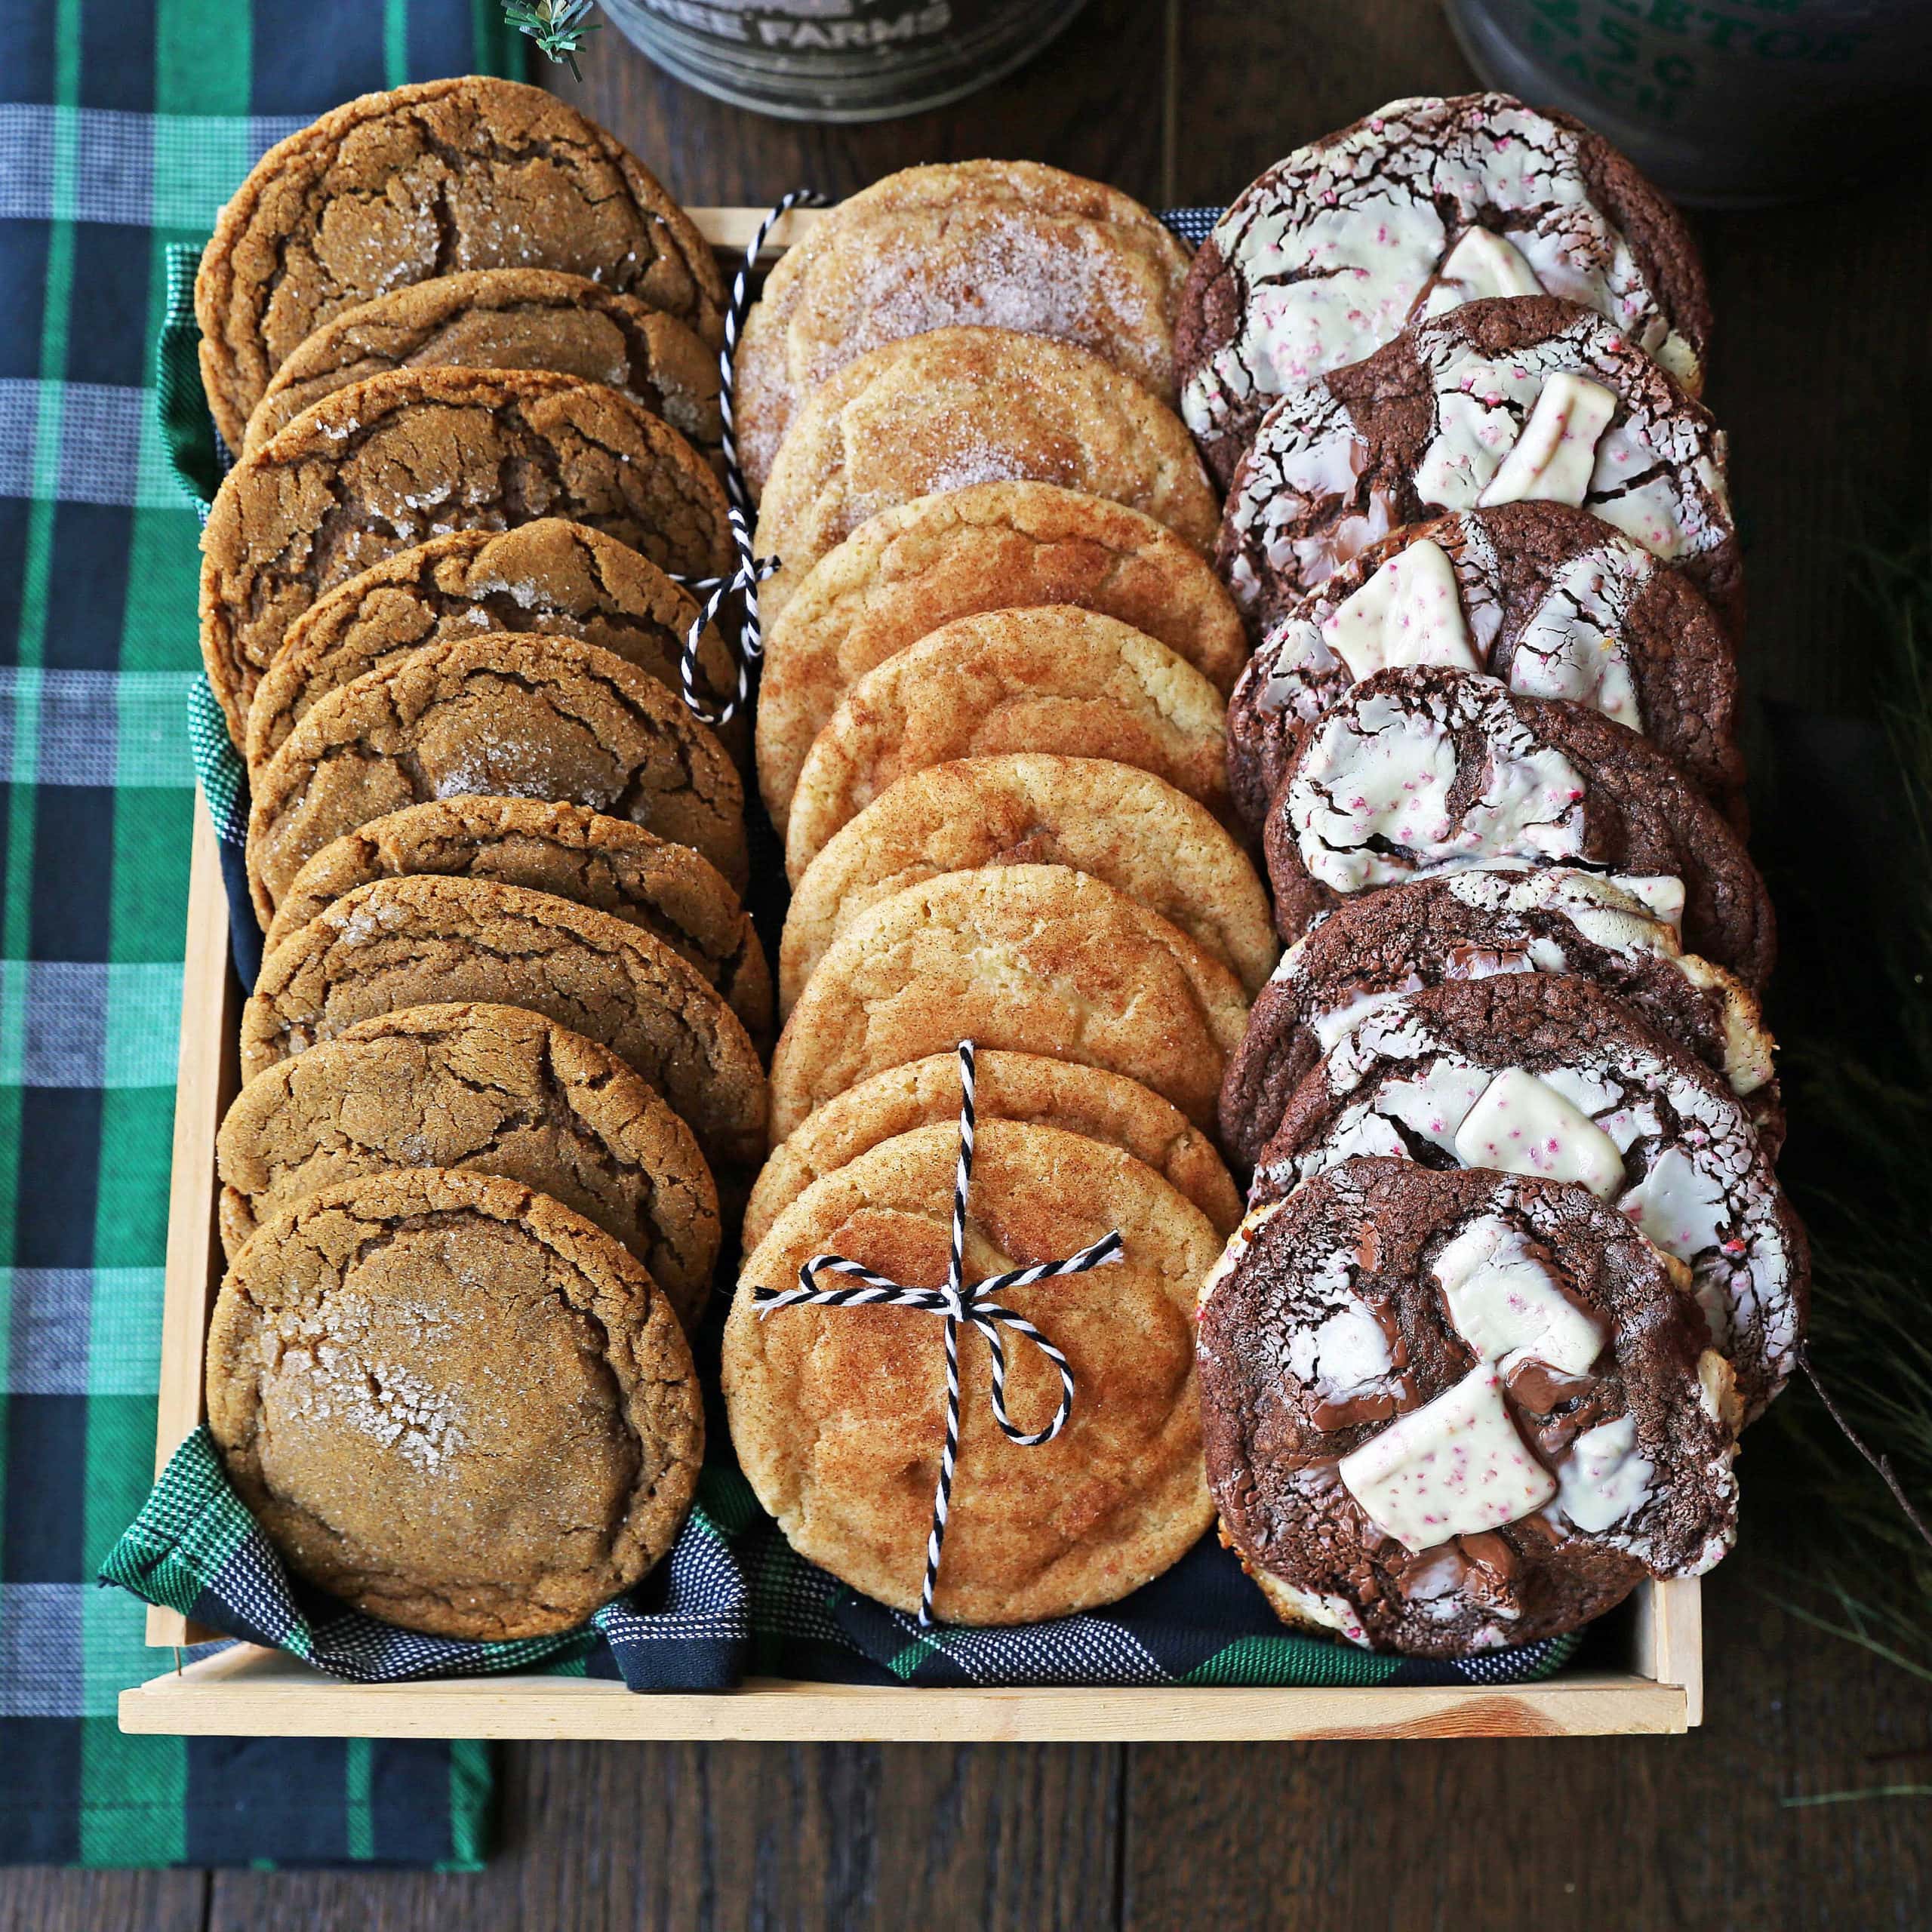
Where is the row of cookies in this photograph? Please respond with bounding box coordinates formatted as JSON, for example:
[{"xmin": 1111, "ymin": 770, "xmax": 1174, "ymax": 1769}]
[
  {"xmin": 192, "ymin": 80, "xmax": 774, "ymax": 1639},
  {"xmin": 1179, "ymin": 100, "xmax": 1808, "ymax": 1653},
  {"xmin": 713, "ymin": 165, "xmax": 1277, "ymax": 1621}
]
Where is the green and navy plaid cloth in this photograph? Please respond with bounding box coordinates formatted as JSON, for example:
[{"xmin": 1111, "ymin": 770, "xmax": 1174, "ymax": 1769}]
[{"xmin": 0, "ymin": 0, "xmax": 524, "ymax": 1868}]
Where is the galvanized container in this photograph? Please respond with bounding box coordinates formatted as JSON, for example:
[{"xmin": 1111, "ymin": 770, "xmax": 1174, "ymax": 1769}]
[
  {"xmin": 601, "ymin": 0, "xmax": 1091, "ymax": 122},
  {"xmin": 1447, "ymin": 0, "xmax": 1932, "ymax": 206}
]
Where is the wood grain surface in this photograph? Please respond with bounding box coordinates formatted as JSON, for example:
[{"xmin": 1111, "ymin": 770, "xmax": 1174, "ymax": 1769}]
[{"xmin": 7, "ymin": 1, "xmax": 1930, "ymax": 1924}]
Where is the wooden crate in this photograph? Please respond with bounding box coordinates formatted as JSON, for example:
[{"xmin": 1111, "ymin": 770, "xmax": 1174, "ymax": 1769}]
[{"xmin": 119, "ymin": 203, "xmax": 1703, "ymax": 1740}]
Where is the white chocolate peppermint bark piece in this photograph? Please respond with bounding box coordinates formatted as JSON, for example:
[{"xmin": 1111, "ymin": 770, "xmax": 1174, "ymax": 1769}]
[
  {"xmin": 1197, "ymin": 1155, "xmax": 1738, "ymax": 1655},
  {"xmin": 1178, "ymin": 93, "xmax": 1710, "ymax": 484},
  {"xmin": 1251, "ymin": 974, "xmax": 1807, "ymax": 1420}
]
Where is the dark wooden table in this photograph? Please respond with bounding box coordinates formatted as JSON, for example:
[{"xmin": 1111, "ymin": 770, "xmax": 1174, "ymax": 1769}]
[{"xmin": 11, "ymin": 3, "xmax": 1932, "ymax": 1925}]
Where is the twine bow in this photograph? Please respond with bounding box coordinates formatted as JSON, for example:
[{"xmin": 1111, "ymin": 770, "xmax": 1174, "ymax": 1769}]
[
  {"xmin": 678, "ymin": 188, "xmax": 832, "ymax": 728},
  {"xmin": 752, "ymin": 1040, "xmax": 1124, "ymax": 1626}
]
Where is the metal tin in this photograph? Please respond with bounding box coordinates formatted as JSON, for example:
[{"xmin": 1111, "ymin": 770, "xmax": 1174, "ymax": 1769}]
[
  {"xmin": 601, "ymin": 0, "xmax": 1091, "ymax": 122},
  {"xmin": 1447, "ymin": 0, "xmax": 1932, "ymax": 207}
]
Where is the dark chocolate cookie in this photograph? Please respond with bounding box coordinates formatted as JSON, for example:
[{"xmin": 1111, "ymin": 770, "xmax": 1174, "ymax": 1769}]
[
  {"xmin": 1216, "ymin": 297, "xmax": 1738, "ymax": 638},
  {"xmin": 1224, "ymin": 501, "xmax": 1743, "ymax": 831},
  {"xmin": 195, "ymin": 75, "xmax": 726, "ymax": 452},
  {"xmin": 1177, "ymin": 92, "xmax": 1710, "ymax": 485},
  {"xmin": 1198, "ymin": 1155, "xmax": 1738, "ymax": 1655},
  {"xmin": 1219, "ymin": 869, "xmax": 1780, "ymax": 1170},
  {"xmin": 1249, "ymin": 975, "xmax": 1808, "ymax": 1420},
  {"xmin": 1260, "ymin": 665, "xmax": 1775, "ymax": 991}
]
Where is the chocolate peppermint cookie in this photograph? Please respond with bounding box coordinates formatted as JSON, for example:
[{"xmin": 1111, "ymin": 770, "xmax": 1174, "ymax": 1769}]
[
  {"xmin": 1216, "ymin": 297, "xmax": 1737, "ymax": 638},
  {"xmin": 199, "ymin": 368, "xmax": 733, "ymax": 749},
  {"xmin": 1248, "ymin": 975, "xmax": 1808, "ymax": 1420},
  {"xmin": 196, "ymin": 75, "xmax": 725, "ymax": 452},
  {"xmin": 1198, "ymin": 1156, "xmax": 1738, "ymax": 1654},
  {"xmin": 1225, "ymin": 502, "xmax": 1743, "ymax": 832},
  {"xmin": 1178, "ymin": 93, "xmax": 1709, "ymax": 485},
  {"xmin": 1218, "ymin": 869, "xmax": 1779, "ymax": 1169},
  {"xmin": 1261, "ymin": 666, "xmax": 1775, "ymax": 991}
]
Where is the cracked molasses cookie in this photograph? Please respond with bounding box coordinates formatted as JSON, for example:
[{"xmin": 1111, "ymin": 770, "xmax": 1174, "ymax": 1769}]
[
  {"xmin": 208, "ymin": 1166, "xmax": 704, "ymax": 1639},
  {"xmin": 1248, "ymin": 975, "xmax": 1808, "ymax": 1420},
  {"xmin": 1225, "ymin": 501, "xmax": 1743, "ymax": 831},
  {"xmin": 744, "ymin": 1049, "xmax": 1241, "ymax": 1254},
  {"xmin": 781, "ymin": 608, "xmax": 1233, "ymax": 882},
  {"xmin": 199, "ymin": 368, "xmax": 733, "ymax": 748},
  {"xmin": 248, "ymin": 519, "xmax": 740, "ymax": 771},
  {"xmin": 750, "ymin": 327, "xmax": 1219, "ymax": 622},
  {"xmin": 241, "ymin": 875, "xmax": 768, "ymax": 1170},
  {"xmin": 1178, "ymin": 92, "xmax": 1709, "ymax": 485},
  {"xmin": 1262, "ymin": 666, "xmax": 1775, "ymax": 991},
  {"xmin": 1218, "ymin": 869, "xmax": 1779, "ymax": 1170},
  {"xmin": 244, "ymin": 633, "xmax": 749, "ymax": 936},
  {"xmin": 262, "ymin": 798, "xmax": 768, "ymax": 1042},
  {"xmin": 1198, "ymin": 1156, "xmax": 1737, "ymax": 1654},
  {"xmin": 217, "ymin": 1001, "xmax": 719, "ymax": 1327},
  {"xmin": 782, "ymin": 754, "xmax": 1275, "ymax": 1015},
  {"xmin": 736, "ymin": 161, "xmax": 1190, "ymax": 497},
  {"xmin": 245, "ymin": 268, "xmax": 724, "ymax": 456},
  {"xmin": 725, "ymin": 1120, "xmax": 1217, "ymax": 1623},
  {"xmin": 768, "ymin": 864, "xmax": 1250, "ymax": 1141},
  {"xmin": 756, "ymin": 482, "xmax": 1244, "ymax": 826},
  {"xmin": 196, "ymin": 75, "xmax": 725, "ymax": 452},
  {"xmin": 1216, "ymin": 297, "xmax": 1737, "ymax": 636}
]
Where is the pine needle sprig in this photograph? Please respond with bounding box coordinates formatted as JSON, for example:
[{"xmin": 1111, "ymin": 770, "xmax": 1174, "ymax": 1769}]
[
  {"xmin": 1770, "ymin": 521, "xmax": 1932, "ymax": 1678},
  {"xmin": 505, "ymin": 0, "xmax": 601, "ymax": 80}
]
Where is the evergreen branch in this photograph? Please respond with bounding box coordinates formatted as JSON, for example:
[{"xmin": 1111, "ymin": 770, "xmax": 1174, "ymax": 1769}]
[{"xmin": 505, "ymin": 0, "xmax": 601, "ymax": 80}]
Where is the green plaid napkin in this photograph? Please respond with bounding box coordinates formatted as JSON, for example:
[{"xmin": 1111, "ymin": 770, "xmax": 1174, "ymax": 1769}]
[{"xmin": 0, "ymin": 0, "xmax": 523, "ymax": 1868}]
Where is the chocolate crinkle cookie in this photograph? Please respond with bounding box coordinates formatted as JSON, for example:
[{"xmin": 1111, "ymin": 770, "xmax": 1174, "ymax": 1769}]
[
  {"xmin": 1219, "ymin": 869, "xmax": 1780, "ymax": 1171},
  {"xmin": 1224, "ymin": 501, "xmax": 1744, "ymax": 832},
  {"xmin": 1260, "ymin": 664, "xmax": 1775, "ymax": 992},
  {"xmin": 1249, "ymin": 974, "xmax": 1808, "ymax": 1421},
  {"xmin": 1197, "ymin": 1156, "xmax": 1738, "ymax": 1655},
  {"xmin": 1215, "ymin": 296, "xmax": 1737, "ymax": 638},
  {"xmin": 1177, "ymin": 92, "xmax": 1709, "ymax": 485}
]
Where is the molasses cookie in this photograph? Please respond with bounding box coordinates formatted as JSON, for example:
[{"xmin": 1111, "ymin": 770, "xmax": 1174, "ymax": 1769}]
[
  {"xmin": 768, "ymin": 865, "xmax": 1250, "ymax": 1140},
  {"xmin": 756, "ymin": 482, "xmax": 1245, "ymax": 826},
  {"xmin": 1218, "ymin": 869, "xmax": 1779, "ymax": 1169},
  {"xmin": 217, "ymin": 1001, "xmax": 719, "ymax": 1327},
  {"xmin": 1198, "ymin": 1157, "xmax": 1737, "ymax": 1654},
  {"xmin": 1217, "ymin": 297, "xmax": 1737, "ymax": 635},
  {"xmin": 208, "ymin": 1166, "xmax": 704, "ymax": 1639},
  {"xmin": 1262, "ymin": 666, "xmax": 1774, "ymax": 990},
  {"xmin": 1225, "ymin": 501, "xmax": 1743, "ymax": 831},
  {"xmin": 241, "ymin": 875, "xmax": 768, "ymax": 1170},
  {"xmin": 750, "ymin": 327, "xmax": 1219, "ymax": 621},
  {"xmin": 262, "ymin": 798, "xmax": 769, "ymax": 1042},
  {"xmin": 725, "ymin": 1120, "xmax": 1217, "ymax": 1624},
  {"xmin": 244, "ymin": 633, "xmax": 749, "ymax": 934},
  {"xmin": 781, "ymin": 609, "xmax": 1232, "ymax": 882},
  {"xmin": 744, "ymin": 1049, "xmax": 1241, "ymax": 1254},
  {"xmin": 199, "ymin": 368, "xmax": 733, "ymax": 748},
  {"xmin": 196, "ymin": 75, "xmax": 725, "ymax": 451},
  {"xmin": 782, "ymin": 754, "xmax": 1275, "ymax": 1014},
  {"xmin": 248, "ymin": 521, "xmax": 737, "ymax": 771},
  {"xmin": 1249, "ymin": 975, "xmax": 1808, "ymax": 1420},
  {"xmin": 244, "ymin": 269, "xmax": 723, "ymax": 457},
  {"xmin": 1178, "ymin": 92, "xmax": 1709, "ymax": 484},
  {"xmin": 736, "ymin": 161, "xmax": 1190, "ymax": 495}
]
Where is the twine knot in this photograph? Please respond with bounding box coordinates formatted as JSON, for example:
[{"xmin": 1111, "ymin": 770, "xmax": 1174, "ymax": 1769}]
[{"xmin": 752, "ymin": 1040, "xmax": 1124, "ymax": 1626}]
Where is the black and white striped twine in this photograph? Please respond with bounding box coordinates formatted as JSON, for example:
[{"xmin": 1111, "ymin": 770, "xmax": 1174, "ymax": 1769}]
[
  {"xmin": 677, "ymin": 188, "xmax": 831, "ymax": 728},
  {"xmin": 752, "ymin": 1040, "xmax": 1124, "ymax": 1626}
]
